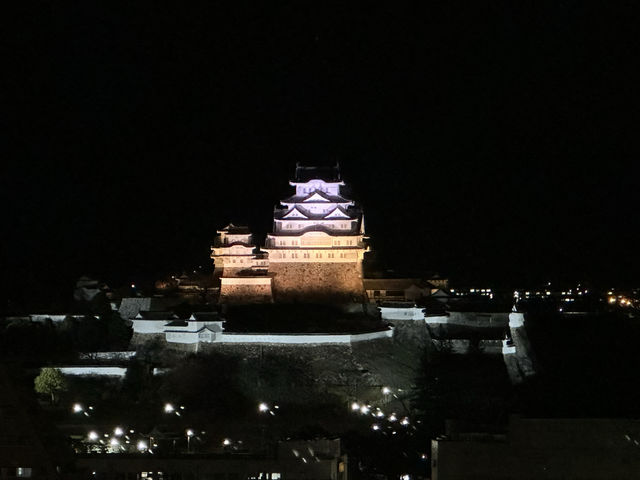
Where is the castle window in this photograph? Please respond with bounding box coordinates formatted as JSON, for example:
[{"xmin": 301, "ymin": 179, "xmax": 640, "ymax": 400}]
[
  {"xmin": 316, "ymin": 253, "xmax": 322, "ymax": 258},
  {"xmin": 339, "ymin": 253, "xmax": 346, "ymax": 258},
  {"xmin": 303, "ymin": 253, "xmax": 310, "ymax": 258}
]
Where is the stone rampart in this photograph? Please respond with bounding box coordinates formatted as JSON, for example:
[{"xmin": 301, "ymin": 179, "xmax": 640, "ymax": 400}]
[
  {"xmin": 269, "ymin": 262, "xmax": 364, "ymax": 302},
  {"xmin": 220, "ymin": 277, "xmax": 273, "ymax": 303}
]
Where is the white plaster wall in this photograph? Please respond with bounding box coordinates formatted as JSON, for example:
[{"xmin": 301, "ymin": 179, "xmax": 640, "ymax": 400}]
[
  {"xmin": 424, "ymin": 315, "xmax": 450, "ymax": 324},
  {"xmin": 166, "ymin": 330, "xmax": 216, "ymax": 344},
  {"xmin": 380, "ymin": 306, "xmax": 425, "ymax": 321},
  {"xmin": 79, "ymin": 351, "xmax": 137, "ymax": 360},
  {"xmin": 509, "ymin": 312, "xmax": 525, "ymax": 328},
  {"xmin": 58, "ymin": 366, "xmax": 127, "ymax": 377},
  {"xmin": 132, "ymin": 319, "xmax": 168, "ymax": 334},
  {"xmin": 30, "ymin": 314, "xmax": 84, "ymax": 323},
  {"xmin": 214, "ymin": 329, "xmax": 392, "ymax": 345}
]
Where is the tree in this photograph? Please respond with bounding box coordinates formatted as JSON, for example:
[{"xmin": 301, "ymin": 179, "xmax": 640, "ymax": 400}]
[{"xmin": 34, "ymin": 367, "xmax": 68, "ymax": 404}]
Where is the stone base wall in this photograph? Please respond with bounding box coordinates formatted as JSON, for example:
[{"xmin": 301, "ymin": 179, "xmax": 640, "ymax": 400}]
[
  {"xmin": 268, "ymin": 261, "xmax": 365, "ymax": 302},
  {"xmin": 220, "ymin": 283, "xmax": 273, "ymax": 303}
]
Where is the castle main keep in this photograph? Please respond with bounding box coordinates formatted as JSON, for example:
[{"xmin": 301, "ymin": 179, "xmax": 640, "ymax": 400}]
[{"xmin": 211, "ymin": 164, "xmax": 369, "ymax": 303}]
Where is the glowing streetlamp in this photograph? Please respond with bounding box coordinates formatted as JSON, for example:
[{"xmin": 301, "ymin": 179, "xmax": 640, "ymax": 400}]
[
  {"xmin": 360, "ymin": 405, "xmax": 370, "ymax": 415},
  {"xmin": 164, "ymin": 403, "xmax": 175, "ymax": 413},
  {"xmin": 186, "ymin": 429, "xmax": 194, "ymax": 452},
  {"xmin": 73, "ymin": 403, "xmax": 84, "ymax": 413},
  {"xmin": 88, "ymin": 431, "xmax": 99, "ymax": 441},
  {"xmin": 222, "ymin": 438, "xmax": 231, "ymax": 446},
  {"xmin": 382, "ymin": 386, "xmax": 391, "ymax": 395},
  {"xmin": 137, "ymin": 440, "xmax": 148, "ymax": 452},
  {"xmin": 351, "ymin": 402, "xmax": 360, "ymax": 411},
  {"xmin": 258, "ymin": 402, "xmax": 269, "ymax": 413},
  {"xmin": 114, "ymin": 427, "xmax": 124, "ymax": 437}
]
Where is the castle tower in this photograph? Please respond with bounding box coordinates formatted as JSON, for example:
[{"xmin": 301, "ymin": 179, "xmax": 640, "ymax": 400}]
[
  {"xmin": 211, "ymin": 224, "xmax": 271, "ymax": 303},
  {"xmin": 262, "ymin": 164, "xmax": 369, "ymax": 302}
]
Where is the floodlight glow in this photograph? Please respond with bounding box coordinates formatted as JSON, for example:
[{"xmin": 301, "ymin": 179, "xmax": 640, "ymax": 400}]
[
  {"xmin": 258, "ymin": 402, "xmax": 269, "ymax": 412},
  {"xmin": 110, "ymin": 438, "xmax": 119, "ymax": 446},
  {"xmin": 186, "ymin": 429, "xmax": 194, "ymax": 437},
  {"xmin": 223, "ymin": 438, "xmax": 231, "ymax": 446},
  {"xmin": 164, "ymin": 403, "xmax": 174, "ymax": 413},
  {"xmin": 88, "ymin": 431, "xmax": 99, "ymax": 441},
  {"xmin": 351, "ymin": 402, "xmax": 360, "ymax": 411},
  {"xmin": 382, "ymin": 386, "xmax": 391, "ymax": 394},
  {"xmin": 360, "ymin": 405, "xmax": 370, "ymax": 414},
  {"xmin": 401, "ymin": 417, "xmax": 410, "ymax": 426},
  {"xmin": 372, "ymin": 424, "xmax": 380, "ymax": 431},
  {"xmin": 388, "ymin": 414, "xmax": 397, "ymax": 422},
  {"xmin": 137, "ymin": 440, "xmax": 148, "ymax": 451},
  {"xmin": 73, "ymin": 403, "xmax": 83, "ymax": 413},
  {"xmin": 114, "ymin": 427, "xmax": 124, "ymax": 436}
]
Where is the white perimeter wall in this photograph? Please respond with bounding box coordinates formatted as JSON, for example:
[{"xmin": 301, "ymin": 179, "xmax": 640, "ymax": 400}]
[{"xmin": 57, "ymin": 366, "xmax": 127, "ymax": 377}]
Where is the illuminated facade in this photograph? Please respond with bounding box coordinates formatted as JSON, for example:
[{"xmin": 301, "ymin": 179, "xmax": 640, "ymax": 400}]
[
  {"xmin": 263, "ymin": 164, "xmax": 369, "ymax": 301},
  {"xmin": 211, "ymin": 224, "xmax": 271, "ymax": 303},
  {"xmin": 211, "ymin": 166, "xmax": 369, "ymax": 303}
]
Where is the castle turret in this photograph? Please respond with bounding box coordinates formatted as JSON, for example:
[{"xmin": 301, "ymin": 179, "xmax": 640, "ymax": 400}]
[
  {"xmin": 262, "ymin": 164, "xmax": 369, "ymax": 302},
  {"xmin": 211, "ymin": 224, "xmax": 271, "ymax": 303}
]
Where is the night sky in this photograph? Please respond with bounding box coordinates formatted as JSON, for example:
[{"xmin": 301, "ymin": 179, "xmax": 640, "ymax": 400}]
[{"xmin": 4, "ymin": 2, "xmax": 639, "ymax": 308}]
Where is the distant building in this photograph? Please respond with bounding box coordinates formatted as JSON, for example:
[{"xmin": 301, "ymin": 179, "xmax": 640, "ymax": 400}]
[
  {"xmin": 363, "ymin": 278, "xmax": 436, "ymax": 304},
  {"xmin": 75, "ymin": 438, "xmax": 348, "ymax": 480},
  {"xmin": 431, "ymin": 416, "xmax": 640, "ymax": 480}
]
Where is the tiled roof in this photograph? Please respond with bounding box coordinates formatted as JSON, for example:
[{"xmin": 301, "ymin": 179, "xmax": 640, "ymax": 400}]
[
  {"xmin": 268, "ymin": 224, "xmax": 361, "ymax": 236},
  {"xmin": 274, "ymin": 205, "xmax": 360, "ymax": 221},
  {"xmin": 281, "ymin": 190, "xmax": 352, "ymax": 204}
]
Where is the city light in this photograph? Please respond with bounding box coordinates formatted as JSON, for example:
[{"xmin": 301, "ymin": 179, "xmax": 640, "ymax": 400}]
[
  {"xmin": 88, "ymin": 431, "xmax": 99, "ymax": 441},
  {"xmin": 72, "ymin": 403, "xmax": 83, "ymax": 413},
  {"xmin": 114, "ymin": 427, "xmax": 124, "ymax": 436},
  {"xmin": 137, "ymin": 440, "xmax": 148, "ymax": 451},
  {"xmin": 351, "ymin": 402, "xmax": 360, "ymax": 411},
  {"xmin": 223, "ymin": 438, "xmax": 231, "ymax": 446},
  {"xmin": 259, "ymin": 402, "xmax": 269, "ymax": 412},
  {"xmin": 109, "ymin": 438, "xmax": 119, "ymax": 447},
  {"xmin": 164, "ymin": 403, "xmax": 175, "ymax": 413},
  {"xmin": 382, "ymin": 386, "xmax": 391, "ymax": 395},
  {"xmin": 360, "ymin": 405, "xmax": 370, "ymax": 414}
]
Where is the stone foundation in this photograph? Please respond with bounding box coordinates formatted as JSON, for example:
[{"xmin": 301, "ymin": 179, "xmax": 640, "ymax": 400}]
[
  {"xmin": 268, "ymin": 262, "xmax": 365, "ymax": 302},
  {"xmin": 220, "ymin": 277, "xmax": 273, "ymax": 304}
]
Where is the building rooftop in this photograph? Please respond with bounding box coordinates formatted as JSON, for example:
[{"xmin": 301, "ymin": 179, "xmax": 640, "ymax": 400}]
[
  {"xmin": 281, "ymin": 190, "xmax": 353, "ymax": 204},
  {"xmin": 274, "ymin": 205, "xmax": 360, "ymax": 221},
  {"xmin": 218, "ymin": 223, "xmax": 251, "ymax": 234}
]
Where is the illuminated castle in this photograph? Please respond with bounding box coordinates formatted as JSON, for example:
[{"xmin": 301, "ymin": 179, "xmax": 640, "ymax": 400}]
[{"xmin": 211, "ymin": 164, "xmax": 369, "ymax": 303}]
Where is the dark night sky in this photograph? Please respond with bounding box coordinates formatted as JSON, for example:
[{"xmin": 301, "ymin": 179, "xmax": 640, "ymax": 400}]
[{"xmin": 3, "ymin": 2, "xmax": 639, "ymax": 307}]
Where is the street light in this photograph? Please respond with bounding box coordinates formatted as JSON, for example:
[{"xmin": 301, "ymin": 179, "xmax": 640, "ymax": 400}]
[
  {"xmin": 164, "ymin": 403, "xmax": 175, "ymax": 413},
  {"xmin": 258, "ymin": 402, "xmax": 269, "ymax": 413},
  {"xmin": 88, "ymin": 431, "xmax": 99, "ymax": 441},
  {"xmin": 186, "ymin": 429, "xmax": 194, "ymax": 452},
  {"xmin": 114, "ymin": 427, "xmax": 124, "ymax": 436},
  {"xmin": 137, "ymin": 440, "xmax": 148, "ymax": 452},
  {"xmin": 73, "ymin": 403, "xmax": 83, "ymax": 413}
]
